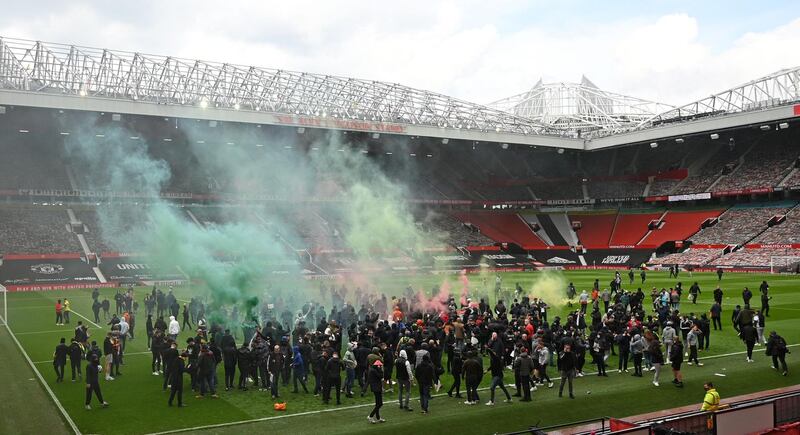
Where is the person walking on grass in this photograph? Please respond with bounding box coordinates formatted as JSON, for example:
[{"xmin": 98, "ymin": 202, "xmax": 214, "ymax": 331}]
[
  {"xmin": 68, "ymin": 338, "xmax": 84, "ymax": 382},
  {"xmin": 766, "ymin": 331, "xmax": 790, "ymax": 376},
  {"xmin": 446, "ymin": 349, "xmax": 462, "ymax": 399},
  {"xmin": 168, "ymin": 352, "xmax": 188, "ymax": 407},
  {"xmin": 486, "ymin": 347, "xmax": 512, "ymax": 406},
  {"xmin": 670, "ymin": 337, "xmax": 684, "ymax": 388},
  {"xmin": 396, "ymin": 349, "xmax": 414, "ymax": 411},
  {"xmin": 686, "ymin": 326, "xmax": 703, "ymax": 366},
  {"xmin": 513, "ymin": 348, "xmax": 534, "ymax": 402},
  {"xmin": 367, "ymin": 360, "xmax": 385, "ymax": 423},
  {"xmin": 85, "ymin": 354, "xmax": 109, "ymax": 410},
  {"xmin": 53, "ymin": 338, "xmax": 68, "ymax": 382},
  {"xmin": 558, "ymin": 344, "xmax": 577, "ymax": 399},
  {"xmin": 291, "ymin": 346, "xmax": 309, "ymax": 394},
  {"xmin": 650, "ymin": 341, "xmax": 664, "ymax": 387},
  {"xmin": 741, "ymin": 323, "xmax": 757, "ymax": 363},
  {"xmin": 195, "ymin": 344, "xmax": 218, "ymax": 399},
  {"xmin": 463, "ymin": 350, "xmax": 482, "ymax": 405},
  {"xmin": 182, "ymin": 304, "xmax": 192, "ymax": 331},
  {"xmin": 416, "ymin": 353, "xmax": 435, "ymax": 414}
]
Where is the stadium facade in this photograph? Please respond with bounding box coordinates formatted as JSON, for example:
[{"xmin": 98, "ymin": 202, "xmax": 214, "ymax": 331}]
[{"xmin": 1, "ymin": 36, "xmax": 800, "ymax": 290}]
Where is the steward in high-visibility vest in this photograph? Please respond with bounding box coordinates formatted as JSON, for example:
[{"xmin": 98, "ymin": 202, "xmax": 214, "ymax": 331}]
[{"xmin": 701, "ymin": 382, "xmax": 720, "ymax": 411}]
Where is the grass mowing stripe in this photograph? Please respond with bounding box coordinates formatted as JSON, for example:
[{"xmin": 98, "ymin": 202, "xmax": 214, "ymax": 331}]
[
  {"xmin": 17, "ymin": 327, "xmax": 102, "ymax": 335},
  {"xmin": 0, "ymin": 315, "xmax": 81, "ymax": 435},
  {"xmin": 66, "ymin": 309, "xmax": 102, "ymax": 329},
  {"xmin": 32, "ymin": 351, "xmax": 153, "ymax": 365},
  {"xmin": 144, "ymin": 344, "xmax": 799, "ymax": 435}
]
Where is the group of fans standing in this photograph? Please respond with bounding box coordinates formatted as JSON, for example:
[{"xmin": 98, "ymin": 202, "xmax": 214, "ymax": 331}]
[{"xmin": 52, "ymin": 270, "xmax": 791, "ymax": 423}]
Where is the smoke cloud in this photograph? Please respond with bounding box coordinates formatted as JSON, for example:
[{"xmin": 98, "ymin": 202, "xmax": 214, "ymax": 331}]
[
  {"xmin": 61, "ymin": 115, "xmax": 444, "ymax": 325},
  {"xmin": 528, "ymin": 270, "xmax": 568, "ymax": 307}
]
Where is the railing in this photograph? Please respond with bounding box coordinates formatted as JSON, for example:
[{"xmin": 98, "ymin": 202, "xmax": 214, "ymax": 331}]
[
  {"xmin": 500, "ymin": 389, "xmax": 800, "ymax": 435},
  {"xmin": 496, "ymin": 417, "xmax": 609, "ymax": 435}
]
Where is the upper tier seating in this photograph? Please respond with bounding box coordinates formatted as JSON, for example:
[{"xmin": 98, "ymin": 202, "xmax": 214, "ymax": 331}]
[{"xmin": 638, "ymin": 210, "xmax": 723, "ymax": 248}]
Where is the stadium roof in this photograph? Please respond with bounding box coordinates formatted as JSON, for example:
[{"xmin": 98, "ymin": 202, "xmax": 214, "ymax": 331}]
[
  {"xmin": 488, "ymin": 76, "xmax": 675, "ymax": 138},
  {"xmin": 0, "ymin": 36, "xmax": 798, "ymax": 150}
]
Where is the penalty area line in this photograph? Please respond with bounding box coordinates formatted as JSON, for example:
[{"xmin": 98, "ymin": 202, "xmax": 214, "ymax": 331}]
[{"xmin": 0, "ymin": 314, "xmax": 81, "ymax": 435}]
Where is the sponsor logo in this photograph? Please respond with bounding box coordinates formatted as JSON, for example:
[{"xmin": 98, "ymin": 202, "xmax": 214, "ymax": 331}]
[
  {"xmin": 601, "ymin": 255, "xmax": 631, "ymax": 264},
  {"xmin": 433, "ymin": 255, "xmax": 469, "ymax": 262},
  {"xmin": 483, "ymin": 254, "xmax": 515, "ymax": 260},
  {"xmin": 547, "ymin": 256, "xmax": 575, "ymax": 264},
  {"xmin": 116, "ymin": 263, "xmax": 151, "ymax": 270},
  {"xmin": 30, "ymin": 263, "xmax": 64, "ymax": 275},
  {"xmin": 74, "ymin": 276, "xmax": 98, "ymax": 281}
]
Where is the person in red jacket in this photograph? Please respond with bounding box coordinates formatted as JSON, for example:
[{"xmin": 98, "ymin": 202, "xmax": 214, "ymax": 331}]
[{"xmin": 55, "ymin": 300, "xmax": 64, "ymax": 326}]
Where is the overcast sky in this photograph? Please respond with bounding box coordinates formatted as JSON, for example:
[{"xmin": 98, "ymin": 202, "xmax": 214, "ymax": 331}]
[{"xmin": 2, "ymin": 1, "xmax": 799, "ymax": 106}]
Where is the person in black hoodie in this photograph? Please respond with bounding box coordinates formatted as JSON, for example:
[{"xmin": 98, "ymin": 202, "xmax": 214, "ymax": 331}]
[
  {"xmin": 168, "ymin": 352, "xmax": 189, "ymax": 407},
  {"xmin": 268, "ymin": 345, "xmax": 284, "ymax": 399},
  {"xmin": 324, "ymin": 351, "xmax": 343, "ymax": 405},
  {"xmin": 221, "ymin": 330, "xmax": 237, "ymax": 391},
  {"xmin": 670, "ymin": 337, "xmax": 684, "ymax": 387},
  {"xmin": 416, "ymin": 354, "xmax": 435, "ymax": 414},
  {"xmin": 236, "ymin": 343, "xmax": 251, "ymax": 390},
  {"xmin": 53, "ymin": 338, "xmax": 68, "ymax": 382},
  {"xmin": 162, "ymin": 341, "xmax": 179, "ymax": 391},
  {"xmin": 367, "ymin": 360, "xmax": 385, "ymax": 423},
  {"xmin": 558, "ymin": 344, "xmax": 577, "ymax": 399},
  {"xmin": 145, "ymin": 315, "xmax": 154, "ymax": 349},
  {"xmin": 84, "ymin": 354, "xmax": 108, "ymax": 410},
  {"xmin": 486, "ymin": 350, "xmax": 512, "ymax": 405},
  {"xmin": 447, "ymin": 349, "xmax": 463, "ymax": 398},
  {"xmin": 463, "ymin": 350, "xmax": 483, "ymax": 405},
  {"xmin": 354, "ymin": 342, "xmax": 370, "ymax": 397},
  {"xmin": 92, "ymin": 299, "xmax": 102, "ymax": 324},
  {"xmin": 68, "ymin": 338, "xmax": 84, "ymax": 382}
]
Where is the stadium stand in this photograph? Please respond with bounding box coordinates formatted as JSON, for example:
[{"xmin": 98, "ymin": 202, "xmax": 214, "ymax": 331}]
[
  {"xmin": 783, "ymin": 167, "xmax": 800, "ymax": 188},
  {"xmin": 609, "ymin": 211, "xmax": 664, "ymax": 246},
  {"xmin": 648, "ymin": 179, "xmax": 681, "ymax": 196},
  {"xmin": 709, "ymin": 247, "xmax": 800, "ymax": 268},
  {"xmin": 453, "ymin": 212, "xmax": 548, "ymax": 248},
  {"xmin": 689, "ymin": 204, "xmax": 792, "ymax": 245},
  {"xmin": 587, "ymin": 180, "xmax": 646, "ymax": 199},
  {"xmin": 426, "ymin": 214, "xmax": 495, "ymax": 247},
  {"xmin": 528, "ymin": 179, "xmax": 584, "ymax": 200},
  {"xmin": 638, "ymin": 209, "xmax": 723, "ymax": 247},
  {"xmin": 753, "ymin": 206, "xmax": 800, "ymax": 244},
  {"xmin": 0, "ymin": 205, "xmax": 80, "ymax": 254},
  {"xmin": 570, "ymin": 212, "xmax": 616, "ymax": 247},
  {"xmin": 672, "ymin": 146, "xmax": 745, "ymax": 194},
  {"xmin": 650, "ymin": 248, "xmax": 724, "ymax": 266},
  {"xmin": 0, "ymin": 132, "xmax": 71, "ymax": 190},
  {"xmin": 712, "ymin": 139, "xmax": 799, "ymax": 192}
]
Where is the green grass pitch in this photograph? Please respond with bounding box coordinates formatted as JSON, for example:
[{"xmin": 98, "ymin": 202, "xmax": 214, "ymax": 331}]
[{"xmin": 1, "ymin": 269, "xmax": 799, "ymax": 435}]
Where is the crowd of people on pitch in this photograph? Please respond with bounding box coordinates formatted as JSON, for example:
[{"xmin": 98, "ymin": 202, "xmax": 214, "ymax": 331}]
[{"xmin": 53, "ymin": 274, "xmax": 791, "ymax": 422}]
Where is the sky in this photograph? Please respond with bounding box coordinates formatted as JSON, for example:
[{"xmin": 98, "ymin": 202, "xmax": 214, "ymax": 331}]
[{"xmin": 1, "ymin": 0, "xmax": 799, "ymax": 106}]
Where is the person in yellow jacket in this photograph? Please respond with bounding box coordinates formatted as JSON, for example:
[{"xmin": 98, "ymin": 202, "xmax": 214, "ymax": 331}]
[
  {"xmin": 701, "ymin": 382, "xmax": 720, "ymax": 411},
  {"xmin": 63, "ymin": 298, "xmax": 71, "ymax": 324}
]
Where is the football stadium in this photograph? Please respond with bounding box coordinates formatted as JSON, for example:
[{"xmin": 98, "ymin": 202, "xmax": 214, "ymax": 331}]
[{"xmin": 1, "ymin": 9, "xmax": 800, "ymax": 435}]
